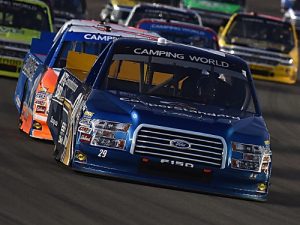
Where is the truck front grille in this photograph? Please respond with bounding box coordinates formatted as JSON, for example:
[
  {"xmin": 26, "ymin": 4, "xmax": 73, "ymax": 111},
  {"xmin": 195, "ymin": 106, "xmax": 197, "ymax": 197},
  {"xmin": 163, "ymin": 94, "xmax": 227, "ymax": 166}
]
[{"xmin": 131, "ymin": 125, "xmax": 226, "ymax": 168}]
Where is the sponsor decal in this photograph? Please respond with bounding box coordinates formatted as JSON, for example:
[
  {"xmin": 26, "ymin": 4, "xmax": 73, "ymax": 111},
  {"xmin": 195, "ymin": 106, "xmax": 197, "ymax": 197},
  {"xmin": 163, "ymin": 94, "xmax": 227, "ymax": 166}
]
[
  {"xmin": 84, "ymin": 34, "xmax": 117, "ymax": 42},
  {"xmin": 133, "ymin": 48, "xmax": 229, "ymax": 67},
  {"xmin": 36, "ymin": 105, "xmax": 46, "ymax": 113},
  {"xmin": 78, "ymin": 126, "xmax": 92, "ymax": 134},
  {"xmin": 32, "ymin": 121, "xmax": 42, "ymax": 130},
  {"xmin": 91, "ymin": 137, "xmax": 126, "ymax": 150},
  {"xmin": 84, "ymin": 110, "xmax": 94, "ymax": 118},
  {"xmin": 34, "ymin": 99, "xmax": 46, "ymax": 106},
  {"xmin": 54, "ymin": 72, "xmax": 69, "ymax": 100},
  {"xmin": 65, "ymin": 78, "xmax": 78, "ymax": 92},
  {"xmin": 92, "ymin": 120, "xmax": 130, "ymax": 132},
  {"xmin": 149, "ymin": 24, "xmax": 205, "ymax": 36},
  {"xmin": 79, "ymin": 118, "xmax": 91, "ymax": 126},
  {"xmin": 22, "ymin": 55, "xmax": 38, "ymax": 79},
  {"xmin": 170, "ymin": 139, "xmax": 191, "ymax": 149},
  {"xmin": 160, "ymin": 159, "xmax": 194, "ymax": 168},
  {"xmin": 134, "ymin": 48, "xmax": 184, "ymax": 60},
  {"xmin": 15, "ymin": 96, "xmax": 21, "ymax": 108},
  {"xmin": 0, "ymin": 26, "xmax": 22, "ymax": 34},
  {"xmin": 35, "ymin": 91, "xmax": 47, "ymax": 100},
  {"xmin": 120, "ymin": 97, "xmax": 240, "ymax": 120},
  {"xmin": 79, "ymin": 133, "xmax": 92, "ymax": 143},
  {"xmin": 94, "ymin": 129, "xmax": 115, "ymax": 139},
  {"xmin": 50, "ymin": 116, "xmax": 58, "ymax": 127},
  {"xmin": 58, "ymin": 122, "xmax": 67, "ymax": 144},
  {"xmin": 75, "ymin": 151, "xmax": 87, "ymax": 161}
]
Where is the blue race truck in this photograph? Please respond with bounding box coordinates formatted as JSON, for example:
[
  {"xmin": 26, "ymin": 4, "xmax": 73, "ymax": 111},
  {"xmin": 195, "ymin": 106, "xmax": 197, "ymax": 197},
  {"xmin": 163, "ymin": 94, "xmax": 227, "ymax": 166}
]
[
  {"xmin": 47, "ymin": 37, "xmax": 272, "ymax": 201},
  {"xmin": 14, "ymin": 19, "xmax": 159, "ymax": 140},
  {"xmin": 136, "ymin": 19, "xmax": 219, "ymax": 49}
]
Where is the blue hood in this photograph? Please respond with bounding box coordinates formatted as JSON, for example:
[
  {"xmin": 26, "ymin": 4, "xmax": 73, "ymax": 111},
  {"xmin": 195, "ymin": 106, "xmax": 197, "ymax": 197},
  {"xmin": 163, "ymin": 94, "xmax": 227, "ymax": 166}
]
[{"xmin": 86, "ymin": 90, "xmax": 268, "ymax": 144}]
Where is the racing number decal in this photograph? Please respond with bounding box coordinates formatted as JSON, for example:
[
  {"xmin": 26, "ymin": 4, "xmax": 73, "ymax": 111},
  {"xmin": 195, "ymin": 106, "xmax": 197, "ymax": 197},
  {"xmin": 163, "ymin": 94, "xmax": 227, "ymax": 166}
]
[{"xmin": 98, "ymin": 149, "xmax": 107, "ymax": 158}]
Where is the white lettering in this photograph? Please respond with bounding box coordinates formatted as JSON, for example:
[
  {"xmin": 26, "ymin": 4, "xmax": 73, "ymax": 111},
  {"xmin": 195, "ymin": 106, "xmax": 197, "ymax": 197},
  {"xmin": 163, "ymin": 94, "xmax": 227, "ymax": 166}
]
[
  {"xmin": 133, "ymin": 48, "xmax": 184, "ymax": 60},
  {"xmin": 84, "ymin": 34, "xmax": 117, "ymax": 42},
  {"xmin": 160, "ymin": 159, "xmax": 194, "ymax": 168},
  {"xmin": 189, "ymin": 55, "xmax": 229, "ymax": 68}
]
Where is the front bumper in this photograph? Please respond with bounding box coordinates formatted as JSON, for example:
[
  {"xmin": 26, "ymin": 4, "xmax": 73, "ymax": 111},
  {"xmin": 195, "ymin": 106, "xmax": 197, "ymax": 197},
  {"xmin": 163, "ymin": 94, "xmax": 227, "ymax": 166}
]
[
  {"xmin": 0, "ymin": 56, "xmax": 23, "ymax": 78},
  {"xmin": 72, "ymin": 146, "xmax": 270, "ymax": 201},
  {"xmin": 249, "ymin": 63, "xmax": 297, "ymax": 84},
  {"xmin": 220, "ymin": 46, "xmax": 297, "ymax": 84}
]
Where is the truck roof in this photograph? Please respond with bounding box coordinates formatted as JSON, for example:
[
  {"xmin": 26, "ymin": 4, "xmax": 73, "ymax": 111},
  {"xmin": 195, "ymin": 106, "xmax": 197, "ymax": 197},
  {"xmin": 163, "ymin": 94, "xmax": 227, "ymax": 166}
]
[
  {"xmin": 54, "ymin": 19, "xmax": 160, "ymax": 43},
  {"xmin": 136, "ymin": 18, "xmax": 217, "ymax": 35},
  {"xmin": 125, "ymin": 3, "xmax": 202, "ymax": 26},
  {"xmin": 109, "ymin": 38, "xmax": 249, "ymax": 74}
]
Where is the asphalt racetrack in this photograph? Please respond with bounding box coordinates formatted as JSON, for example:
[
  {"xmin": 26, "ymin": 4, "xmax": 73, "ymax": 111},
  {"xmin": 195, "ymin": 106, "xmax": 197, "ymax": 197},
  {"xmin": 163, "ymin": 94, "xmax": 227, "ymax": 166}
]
[{"xmin": 0, "ymin": 0, "xmax": 299, "ymax": 224}]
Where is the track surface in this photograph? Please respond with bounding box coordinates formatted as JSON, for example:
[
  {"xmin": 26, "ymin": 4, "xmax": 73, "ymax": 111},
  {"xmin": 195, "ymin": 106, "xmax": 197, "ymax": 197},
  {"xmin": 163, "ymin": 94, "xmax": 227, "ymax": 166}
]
[{"xmin": 1, "ymin": 1, "xmax": 300, "ymax": 224}]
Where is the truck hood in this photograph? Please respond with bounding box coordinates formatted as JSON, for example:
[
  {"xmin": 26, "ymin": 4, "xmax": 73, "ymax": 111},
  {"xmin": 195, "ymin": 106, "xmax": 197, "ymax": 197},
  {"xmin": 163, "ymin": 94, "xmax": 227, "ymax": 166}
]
[
  {"xmin": 183, "ymin": 0, "xmax": 241, "ymax": 14},
  {"xmin": 0, "ymin": 25, "xmax": 41, "ymax": 44},
  {"xmin": 86, "ymin": 90, "xmax": 268, "ymax": 142}
]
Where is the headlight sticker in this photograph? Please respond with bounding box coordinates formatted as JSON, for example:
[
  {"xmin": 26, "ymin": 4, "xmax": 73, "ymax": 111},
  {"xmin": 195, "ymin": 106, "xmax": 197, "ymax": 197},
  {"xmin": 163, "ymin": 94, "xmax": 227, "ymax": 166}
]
[
  {"xmin": 231, "ymin": 141, "xmax": 272, "ymax": 173},
  {"xmin": 87, "ymin": 119, "xmax": 131, "ymax": 150}
]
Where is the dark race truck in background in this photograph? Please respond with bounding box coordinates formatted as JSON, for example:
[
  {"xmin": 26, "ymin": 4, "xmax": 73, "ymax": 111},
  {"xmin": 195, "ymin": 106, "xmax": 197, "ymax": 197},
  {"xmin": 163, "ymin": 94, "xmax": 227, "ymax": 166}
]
[
  {"xmin": 125, "ymin": 3, "xmax": 202, "ymax": 27},
  {"xmin": 136, "ymin": 19, "xmax": 219, "ymax": 49},
  {"xmin": 47, "ymin": 37, "xmax": 272, "ymax": 201},
  {"xmin": 182, "ymin": 0, "xmax": 246, "ymax": 32}
]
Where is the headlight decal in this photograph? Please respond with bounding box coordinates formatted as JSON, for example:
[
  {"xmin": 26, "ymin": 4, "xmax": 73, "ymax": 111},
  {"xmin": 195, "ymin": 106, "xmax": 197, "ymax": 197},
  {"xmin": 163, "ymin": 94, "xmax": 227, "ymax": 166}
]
[
  {"xmin": 231, "ymin": 141, "xmax": 272, "ymax": 173},
  {"xmin": 78, "ymin": 118, "xmax": 131, "ymax": 150}
]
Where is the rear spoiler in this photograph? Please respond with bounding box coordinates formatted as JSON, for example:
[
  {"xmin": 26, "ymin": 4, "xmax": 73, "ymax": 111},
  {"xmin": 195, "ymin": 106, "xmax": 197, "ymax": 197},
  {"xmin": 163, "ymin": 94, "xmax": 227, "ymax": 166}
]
[{"xmin": 30, "ymin": 32, "xmax": 56, "ymax": 55}]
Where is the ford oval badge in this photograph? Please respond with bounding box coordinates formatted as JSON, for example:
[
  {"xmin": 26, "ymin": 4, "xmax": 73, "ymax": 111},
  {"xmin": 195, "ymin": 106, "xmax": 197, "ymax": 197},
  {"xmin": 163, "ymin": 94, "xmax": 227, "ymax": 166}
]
[{"xmin": 170, "ymin": 139, "xmax": 191, "ymax": 149}]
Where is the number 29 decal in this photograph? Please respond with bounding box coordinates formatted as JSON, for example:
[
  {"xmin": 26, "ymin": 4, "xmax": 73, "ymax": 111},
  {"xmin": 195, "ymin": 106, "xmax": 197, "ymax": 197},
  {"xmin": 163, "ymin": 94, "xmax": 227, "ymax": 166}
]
[{"xmin": 98, "ymin": 149, "xmax": 108, "ymax": 158}]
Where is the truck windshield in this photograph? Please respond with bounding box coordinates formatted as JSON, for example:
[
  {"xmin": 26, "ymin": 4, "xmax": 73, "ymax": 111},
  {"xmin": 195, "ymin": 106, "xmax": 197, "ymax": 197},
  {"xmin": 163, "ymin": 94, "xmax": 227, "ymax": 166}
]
[
  {"xmin": 54, "ymin": 41, "xmax": 105, "ymax": 68},
  {"xmin": 127, "ymin": 7, "xmax": 200, "ymax": 27},
  {"xmin": 226, "ymin": 16, "xmax": 295, "ymax": 53},
  {"xmin": 53, "ymin": 0, "xmax": 86, "ymax": 14},
  {"xmin": 0, "ymin": 1, "xmax": 50, "ymax": 31},
  {"xmin": 104, "ymin": 53, "xmax": 256, "ymax": 114}
]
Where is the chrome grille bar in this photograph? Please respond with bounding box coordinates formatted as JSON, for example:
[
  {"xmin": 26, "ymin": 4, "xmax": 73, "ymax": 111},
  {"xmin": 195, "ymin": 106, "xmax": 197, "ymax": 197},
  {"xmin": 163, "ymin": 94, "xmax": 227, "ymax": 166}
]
[
  {"xmin": 140, "ymin": 129, "xmax": 223, "ymax": 145},
  {"xmin": 136, "ymin": 140, "xmax": 222, "ymax": 155},
  {"xmin": 131, "ymin": 124, "xmax": 227, "ymax": 168},
  {"xmin": 135, "ymin": 145, "xmax": 222, "ymax": 160}
]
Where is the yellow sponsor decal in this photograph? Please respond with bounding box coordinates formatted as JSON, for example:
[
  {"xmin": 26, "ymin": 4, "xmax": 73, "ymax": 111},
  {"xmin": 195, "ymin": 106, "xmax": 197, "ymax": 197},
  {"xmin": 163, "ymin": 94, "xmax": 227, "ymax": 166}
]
[
  {"xmin": 84, "ymin": 110, "xmax": 94, "ymax": 117},
  {"xmin": 0, "ymin": 58, "xmax": 22, "ymax": 66}
]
